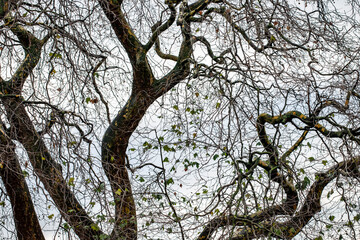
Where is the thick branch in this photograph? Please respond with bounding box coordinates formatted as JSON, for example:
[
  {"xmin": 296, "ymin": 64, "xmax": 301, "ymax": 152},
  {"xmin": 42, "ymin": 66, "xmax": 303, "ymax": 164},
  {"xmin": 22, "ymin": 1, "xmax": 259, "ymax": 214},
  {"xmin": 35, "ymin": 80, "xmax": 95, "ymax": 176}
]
[
  {"xmin": 0, "ymin": 0, "xmax": 14, "ymax": 21},
  {"xmin": 258, "ymin": 111, "xmax": 360, "ymax": 140},
  {"xmin": 199, "ymin": 158, "xmax": 360, "ymax": 240},
  {"xmin": 101, "ymin": 10, "xmax": 194, "ymax": 240},
  {"xmin": 5, "ymin": 20, "xmax": 49, "ymax": 92},
  {"xmin": 98, "ymin": 0, "xmax": 143, "ymax": 65},
  {"xmin": 151, "ymin": 17, "xmax": 193, "ymax": 95},
  {"xmin": 150, "ymin": 19, "xmax": 178, "ymax": 61},
  {"xmin": 0, "ymin": 129, "xmax": 45, "ymax": 240},
  {"xmin": 3, "ymin": 98, "xmax": 104, "ymax": 240},
  {"xmin": 194, "ymin": 36, "xmax": 226, "ymax": 63},
  {"xmin": 145, "ymin": 4, "xmax": 177, "ymax": 51},
  {"xmin": 101, "ymin": 91, "xmax": 153, "ymax": 239},
  {"xmin": 232, "ymin": 158, "xmax": 360, "ymax": 239},
  {"xmin": 99, "ymin": 1, "xmax": 157, "ymax": 89},
  {"xmin": 99, "ymin": 1, "xmax": 207, "ymax": 238},
  {"xmin": 197, "ymin": 199, "xmax": 298, "ymax": 240}
]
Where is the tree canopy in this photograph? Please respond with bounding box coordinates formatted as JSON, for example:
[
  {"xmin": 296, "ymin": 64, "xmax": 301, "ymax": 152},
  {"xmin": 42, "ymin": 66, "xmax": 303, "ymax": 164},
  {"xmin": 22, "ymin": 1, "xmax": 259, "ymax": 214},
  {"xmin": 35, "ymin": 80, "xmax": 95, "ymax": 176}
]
[{"xmin": 1, "ymin": 0, "xmax": 360, "ymax": 239}]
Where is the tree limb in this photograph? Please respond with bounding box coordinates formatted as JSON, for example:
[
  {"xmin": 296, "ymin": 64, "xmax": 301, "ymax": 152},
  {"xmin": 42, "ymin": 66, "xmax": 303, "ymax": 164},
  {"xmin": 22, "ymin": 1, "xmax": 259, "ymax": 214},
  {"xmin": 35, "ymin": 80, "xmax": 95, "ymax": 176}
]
[{"xmin": 0, "ymin": 124, "xmax": 45, "ymax": 240}]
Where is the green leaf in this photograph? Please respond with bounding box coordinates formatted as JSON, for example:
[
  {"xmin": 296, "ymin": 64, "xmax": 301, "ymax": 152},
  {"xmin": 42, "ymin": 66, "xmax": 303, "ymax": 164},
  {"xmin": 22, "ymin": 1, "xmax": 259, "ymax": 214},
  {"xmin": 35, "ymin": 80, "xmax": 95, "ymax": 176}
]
[
  {"xmin": 95, "ymin": 182, "xmax": 105, "ymax": 193},
  {"xmin": 308, "ymin": 157, "xmax": 315, "ymax": 162},
  {"xmin": 63, "ymin": 223, "xmax": 70, "ymax": 230},
  {"xmin": 165, "ymin": 178, "xmax": 174, "ymax": 185},
  {"xmin": 329, "ymin": 215, "xmax": 335, "ymax": 221},
  {"xmin": 99, "ymin": 234, "xmax": 110, "ymax": 240},
  {"xmin": 152, "ymin": 194, "xmax": 162, "ymax": 200},
  {"xmin": 163, "ymin": 145, "xmax": 174, "ymax": 152},
  {"xmin": 91, "ymin": 223, "xmax": 100, "ymax": 231},
  {"xmin": 67, "ymin": 141, "xmax": 77, "ymax": 147},
  {"xmin": 68, "ymin": 177, "xmax": 75, "ymax": 186},
  {"xmin": 296, "ymin": 176, "xmax": 310, "ymax": 190},
  {"xmin": 48, "ymin": 214, "xmax": 54, "ymax": 219},
  {"xmin": 115, "ymin": 188, "xmax": 122, "ymax": 195},
  {"xmin": 327, "ymin": 189, "xmax": 334, "ymax": 198},
  {"xmin": 213, "ymin": 154, "xmax": 219, "ymax": 160},
  {"xmin": 22, "ymin": 170, "xmax": 29, "ymax": 177},
  {"xmin": 173, "ymin": 105, "xmax": 179, "ymax": 110},
  {"xmin": 49, "ymin": 52, "xmax": 62, "ymax": 59},
  {"xmin": 303, "ymin": 176, "xmax": 310, "ymax": 187}
]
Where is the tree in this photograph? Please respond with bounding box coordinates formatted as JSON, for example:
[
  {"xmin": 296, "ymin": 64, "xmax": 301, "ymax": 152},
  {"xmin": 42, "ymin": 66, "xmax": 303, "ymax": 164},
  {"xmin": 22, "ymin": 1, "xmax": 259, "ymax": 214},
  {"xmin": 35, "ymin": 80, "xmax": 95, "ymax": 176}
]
[{"xmin": 1, "ymin": 0, "xmax": 360, "ymax": 239}]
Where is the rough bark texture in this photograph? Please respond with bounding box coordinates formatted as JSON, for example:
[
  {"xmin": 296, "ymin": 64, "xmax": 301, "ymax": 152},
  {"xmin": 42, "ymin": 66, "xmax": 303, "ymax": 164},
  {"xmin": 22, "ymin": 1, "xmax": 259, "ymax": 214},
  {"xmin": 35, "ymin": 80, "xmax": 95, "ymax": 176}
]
[
  {"xmin": 0, "ymin": 135, "xmax": 45, "ymax": 240},
  {"xmin": 2, "ymin": 98, "xmax": 103, "ymax": 239}
]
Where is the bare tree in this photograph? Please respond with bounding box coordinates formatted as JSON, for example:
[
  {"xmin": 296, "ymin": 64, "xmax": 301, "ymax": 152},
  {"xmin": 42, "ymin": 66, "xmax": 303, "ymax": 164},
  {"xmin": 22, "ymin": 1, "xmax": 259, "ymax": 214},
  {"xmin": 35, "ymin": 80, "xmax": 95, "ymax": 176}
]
[{"xmin": 1, "ymin": 0, "xmax": 360, "ymax": 239}]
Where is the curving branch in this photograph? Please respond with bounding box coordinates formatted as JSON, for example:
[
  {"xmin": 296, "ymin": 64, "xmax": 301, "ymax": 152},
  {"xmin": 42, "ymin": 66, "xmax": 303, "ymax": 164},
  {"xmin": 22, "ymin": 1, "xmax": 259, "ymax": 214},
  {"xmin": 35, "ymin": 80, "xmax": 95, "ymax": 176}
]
[
  {"xmin": 99, "ymin": 2, "xmax": 194, "ymax": 238},
  {"xmin": 199, "ymin": 97, "xmax": 360, "ymax": 240},
  {"xmin": 98, "ymin": 1, "xmax": 219, "ymax": 238},
  {"xmin": 199, "ymin": 129, "xmax": 360, "ymax": 240},
  {"xmin": 194, "ymin": 36, "xmax": 229, "ymax": 64},
  {"xmin": 145, "ymin": 4, "xmax": 177, "ymax": 52},
  {"xmin": 98, "ymin": 0, "xmax": 143, "ymax": 66},
  {"xmin": 2, "ymin": 11, "xmax": 104, "ymax": 239},
  {"xmin": 2, "ymin": 98, "xmax": 104, "ymax": 239},
  {"xmin": 91, "ymin": 57, "xmax": 111, "ymax": 124},
  {"xmin": 150, "ymin": 21, "xmax": 178, "ymax": 61},
  {"xmin": 232, "ymin": 157, "xmax": 360, "ymax": 239},
  {"xmin": 4, "ymin": 18, "xmax": 50, "ymax": 93}
]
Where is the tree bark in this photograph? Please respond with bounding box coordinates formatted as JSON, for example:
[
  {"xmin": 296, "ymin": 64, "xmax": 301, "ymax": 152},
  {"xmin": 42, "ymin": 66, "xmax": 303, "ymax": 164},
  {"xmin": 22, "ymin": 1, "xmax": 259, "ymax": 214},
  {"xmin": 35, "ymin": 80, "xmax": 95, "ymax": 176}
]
[{"xmin": 0, "ymin": 133, "xmax": 45, "ymax": 240}]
